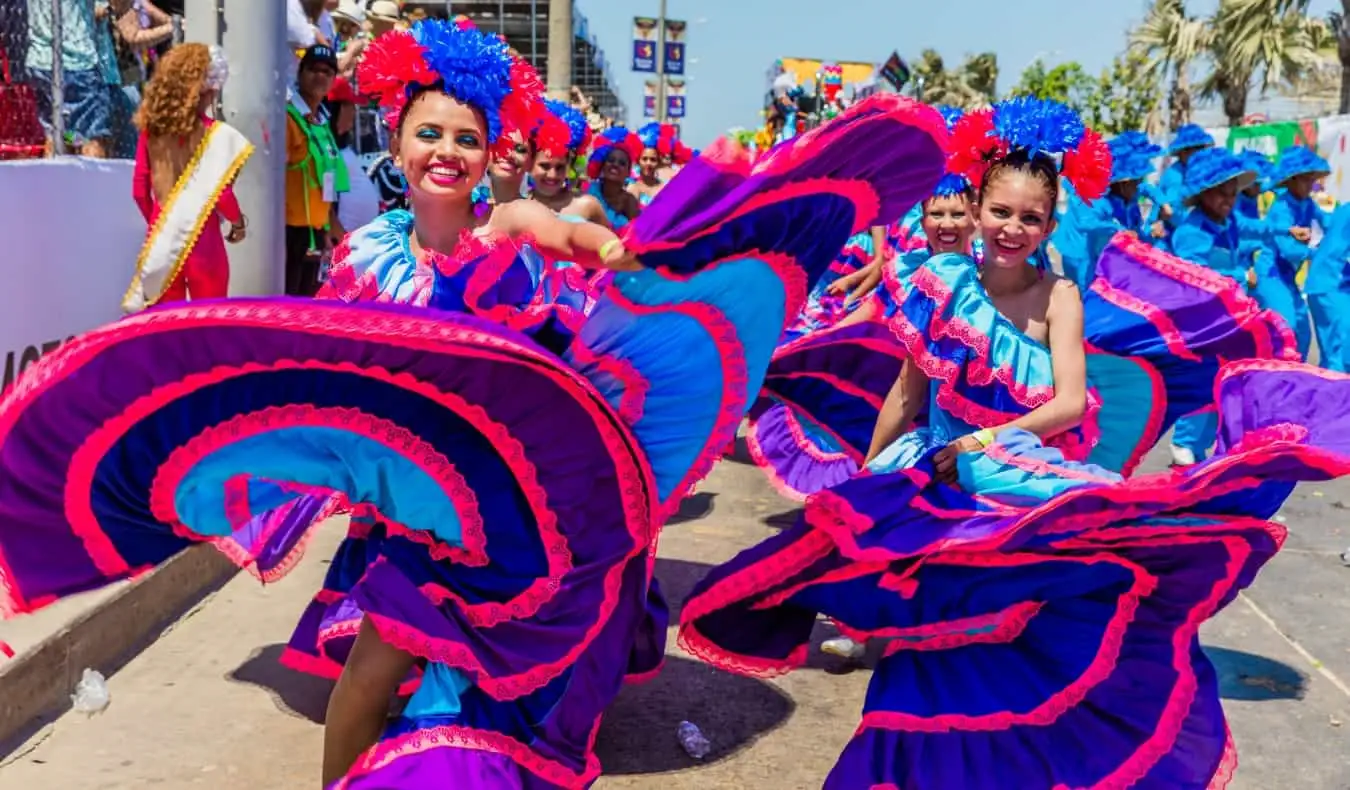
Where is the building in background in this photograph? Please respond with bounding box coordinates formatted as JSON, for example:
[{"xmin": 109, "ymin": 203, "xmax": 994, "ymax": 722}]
[{"xmin": 444, "ymin": 0, "xmax": 626, "ymax": 123}]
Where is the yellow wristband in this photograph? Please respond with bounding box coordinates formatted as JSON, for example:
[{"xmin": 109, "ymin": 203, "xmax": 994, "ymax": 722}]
[
  {"xmin": 973, "ymin": 428, "xmax": 996, "ymax": 448},
  {"xmin": 598, "ymin": 238, "xmax": 620, "ymax": 261}
]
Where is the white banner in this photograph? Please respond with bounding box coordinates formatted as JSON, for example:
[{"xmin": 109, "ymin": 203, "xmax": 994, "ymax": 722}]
[
  {"xmin": 0, "ymin": 158, "xmax": 144, "ymax": 391},
  {"xmin": 1317, "ymin": 114, "xmax": 1350, "ymax": 205}
]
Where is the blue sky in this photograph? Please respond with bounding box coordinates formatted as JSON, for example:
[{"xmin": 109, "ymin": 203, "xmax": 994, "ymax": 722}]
[{"xmin": 575, "ymin": 0, "xmax": 1339, "ymax": 146}]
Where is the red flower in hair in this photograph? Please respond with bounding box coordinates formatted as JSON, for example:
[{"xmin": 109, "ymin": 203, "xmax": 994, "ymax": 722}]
[
  {"xmin": 1061, "ymin": 127, "xmax": 1112, "ymax": 201},
  {"xmin": 534, "ymin": 113, "xmax": 573, "ymax": 160},
  {"xmin": 357, "ymin": 31, "xmax": 438, "ymax": 118},
  {"xmin": 495, "ymin": 54, "xmax": 547, "ymax": 158},
  {"xmin": 947, "ymin": 109, "xmax": 1006, "ymax": 191}
]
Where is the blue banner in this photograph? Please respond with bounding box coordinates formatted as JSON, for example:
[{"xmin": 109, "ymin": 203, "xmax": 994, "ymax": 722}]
[
  {"xmin": 664, "ymin": 42, "xmax": 686, "ymax": 75},
  {"xmin": 632, "ymin": 17, "xmax": 658, "ymax": 72}
]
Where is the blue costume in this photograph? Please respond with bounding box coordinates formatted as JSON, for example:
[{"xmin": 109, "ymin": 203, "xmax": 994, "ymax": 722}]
[
  {"xmin": 1308, "ymin": 205, "xmax": 1350, "ymax": 372},
  {"xmin": 1158, "ymin": 124, "xmax": 1216, "ymax": 243},
  {"xmin": 1263, "ymin": 147, "xmax": 1332, "ymax": 365},
  {"xmin": 1236, "ymin": 150, "xmax": 1313, "ymax": 358},
  {"xmin": 1169, "ymin": 148, "xmax": 1259, "ymax": 463}
]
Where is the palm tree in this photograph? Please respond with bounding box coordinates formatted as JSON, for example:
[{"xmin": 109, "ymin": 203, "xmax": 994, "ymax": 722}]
[
  {"xmin": 1205, "ymin": 0, "xmax": 1331, "ymax": 125},
  {"xmin": 1335, "ymin": 2, "xmax": 1350, "ymax": 112},
  {"xmin": 1129, "ymin": 0, "xmax": 1211, "ymax": 130},
  {"xmin": 909, "ymin": 49, "xmax": 999, "ymax": 110}
]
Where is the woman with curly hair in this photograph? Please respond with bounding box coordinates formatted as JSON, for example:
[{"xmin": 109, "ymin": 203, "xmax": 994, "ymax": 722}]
[{"xmin": 123, "ymin": 43, "xmax": 253, "ymax": 313}]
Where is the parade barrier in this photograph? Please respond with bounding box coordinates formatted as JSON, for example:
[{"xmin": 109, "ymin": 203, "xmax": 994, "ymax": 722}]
[
  {"xmin": 0, "ymin": 158, "xmax": 242, "ymax": 751},
  {"xmin": 0, "ymin": 158, "xmax": 143, "ymax": 391}
]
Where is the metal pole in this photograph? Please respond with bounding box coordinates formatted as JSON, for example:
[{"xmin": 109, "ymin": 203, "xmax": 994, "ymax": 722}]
[
  {"xmin": 530, "ymin": 0, "xmax": 538, "ymax": 67},
  {"xmin": 498, "ymin": 0, "xmax": 505, "ymax": 35},
  {"xmin": 49, "ymin": 0, "xmax": 66, "ymax": 155},
  {"xmin": 655, "ymin": 0, "xmax": 667, "ymax": 123},
  {"xmin": 185, "ymin": 0, "xmax": 288, "ymax": 296}
]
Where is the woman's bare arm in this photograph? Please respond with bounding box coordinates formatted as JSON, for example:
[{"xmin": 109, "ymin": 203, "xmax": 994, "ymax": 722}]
[
  {"xmin": 864, "ymin": 359, "xmax": 929, "ymax": 466},
  {"xmin": 997, "ymin": 279, "xmax": 1088, "ymax": 439},
  {"xmin": 495, "ymin": 201, "xmax": 635, "ymax": 270}
]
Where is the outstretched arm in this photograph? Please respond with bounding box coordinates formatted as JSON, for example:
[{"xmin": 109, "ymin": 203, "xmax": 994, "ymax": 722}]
[{"xmin": 495, "ymin": 200, "xmax": 637, "ymax": 271}]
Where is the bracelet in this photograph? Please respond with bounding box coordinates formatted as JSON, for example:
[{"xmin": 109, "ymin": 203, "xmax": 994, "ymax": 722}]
[
  {"xmin": 973, "ymin": 428, "xmax": 996, "ymax": 448},
  {"xmin": 598, "ymin": 238, "xmax": 620, "ymax": 261}
]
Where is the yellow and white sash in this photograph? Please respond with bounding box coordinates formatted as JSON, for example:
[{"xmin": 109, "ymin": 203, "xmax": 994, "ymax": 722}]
[{"xmin": 122, "ymin": 122, "xmax": 254, "ymax": 313}]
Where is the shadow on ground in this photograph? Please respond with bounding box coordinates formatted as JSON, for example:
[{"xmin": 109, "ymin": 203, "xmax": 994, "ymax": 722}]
[
  {"xmin": 1206, "ymin": 645, "xmax": 1308, "ymax": 701},
  {"xmin": 763, "ymin": 508, "xmax": 803, "ymax": 530},
  {"xmin": 230, "ymin": 644, "xmax": 334, "ymax": 724},
  {"xmin": 667, "ymin": 492, "xmax": 717, "ymax": 525},
  {"xmin": 596, "ymin": 654, "xmax": 794, "ymax": 775}
]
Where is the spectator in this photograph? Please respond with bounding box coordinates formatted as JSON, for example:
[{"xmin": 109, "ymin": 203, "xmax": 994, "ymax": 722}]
[
  {"xmin": 367, "ymin": 1, "xmax": 401, "ymax": 37},
  {"xmin": 25, "ymin": 0, "xmax": 112, "ymax": 157},
  {"xmin": 330, "ymin": 0, "xmax": 369, "ymax": 76},
  {"xmin": 287, "ymin": 0, "xmax": 317, "ymax": 50},
  {"xmin": 285, "ymin": 44, "xmax": 347, "ymax": 296},
  {"xmin": 326, "ymin": 76, "xmax": 380, "ymax": 231}
]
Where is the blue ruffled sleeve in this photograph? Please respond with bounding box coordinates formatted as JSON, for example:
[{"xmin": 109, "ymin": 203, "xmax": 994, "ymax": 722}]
[
  {"xmin": 1169, "ymin": 219, "xmax": 1215, "ymax": 267},
  {"xmin": 1159, "ymin": 164, "xmax": 1186, "ymax": 228}
]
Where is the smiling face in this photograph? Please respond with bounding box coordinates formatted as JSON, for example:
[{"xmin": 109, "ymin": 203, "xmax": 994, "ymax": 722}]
[
  {"xmin": 490, "ymin": 130, "xmax": 532, "ymax": 181},
  {"xmin": 531, "ymin": 152, "xmax": 570, "ymax": 197},
  {"xmin": 639, "ymin": 147, "xmax": 660, "ymax": 177},
  {"xmin": 978, "ymin": 165, "xmax": 1057, "ymax": 270},
  {"xmin": 921, "ymin": 193, "xmax": 976, "ymax": 255},
  {"xmin": 392, "ymin": 91, "xmax": 490, "ymax": 205},
  {"xmin": 602, "ymin": 147, "xmax": 631, "ymax": 185},
  {"xmin": 1197, "ymin": 179, "xmax": 1238, "ymax": 223}
]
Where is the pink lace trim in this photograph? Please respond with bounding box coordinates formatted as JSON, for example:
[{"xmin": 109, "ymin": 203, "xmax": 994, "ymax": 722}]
[
  {"xmin": 148, "ymin": 404, "xmax": 489, "ymax": 566},
  {"xmin": 628, "ymin": 179, "xmax": 882, "ymax": 255},
  {"xmin": 1090, "ymin": 279, "xmax": 1202, "ymax": 363},
  {"xmin": 982, "ymin": 441, "xmax": 1120, "ymax": 485},
  {"xmin": 334, "ymin": 722, "xmax": 603, "ymax": 790},
  {"xmin": 859, "ymin": 549, "xmax": 1156, "ymax": 733},
  {"xmin": 568, "ymin": 336, "xmax": 650, "ymax": 425},
  {"xmin": 603, "ymin": 289, "xmax": 749, "ymax": 524},
  {"xmin": 744, "ymin": 408, "xmax": 816, "ymax": 503},
  {"xmin": 878, "ymin": 600, "xmax": 1044, "ymax": 656}
]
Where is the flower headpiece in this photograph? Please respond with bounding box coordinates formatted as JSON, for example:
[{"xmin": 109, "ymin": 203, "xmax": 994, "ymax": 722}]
[
  {"xmin": 932, "ymin": 105, "xmax": 973, "ymax": 198},
  {"xmin": 494, "ymin": 51, "xmax": 547, "ymax": 158},
  {"xmin": 637, "ymin": 122, "xmax": 682, "ymax": 158},
  {"xmin": 535, "ymin": 98, "xmax": 591, "ymax": 159},
  {"xmin": 587, "ymin": 127, "xmax": 644, "ymax": 180},
  {"xmin": 357, "ymin": 19, "xmax": 534, "ymax": 144},
  {"xmin": 948, "ymin": 97, "xmax": 1112, "ymax": 201}
]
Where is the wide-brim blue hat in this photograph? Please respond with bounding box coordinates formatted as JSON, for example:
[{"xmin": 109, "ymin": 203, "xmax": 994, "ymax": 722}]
[
  {"xmin": 1181, "ymin": 147, "xmax": 1255, "ymax": 205},
  {"xmin": 1234, "ymin": 149, "xmax": 1273, "ymax": 189},
  {"xmin": 1109, "ymin": 131, "xmax": 1163, "ymax": 161},
  {"xmin": 1169, "ymin": 123, "xmax": 1216, "ymax": 155},
  {"xmin": 1110, "ymin": 153, "xmax": 1157, "ymax": 185},
  {"xmin": 1271, "ymin": 145, "xmax": 1331, "ymax": 188}
]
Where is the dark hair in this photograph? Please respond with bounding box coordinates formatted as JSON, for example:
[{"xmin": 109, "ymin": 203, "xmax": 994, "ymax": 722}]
[{"xmin": 979, "ymin": 150, "xmax": 1060, "ymax": 209}]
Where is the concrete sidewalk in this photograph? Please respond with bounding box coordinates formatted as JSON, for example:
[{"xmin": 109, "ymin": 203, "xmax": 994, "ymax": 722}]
[{"xmin": 1, "ymin": 456, "xmax": 1348, "ymax": 788}]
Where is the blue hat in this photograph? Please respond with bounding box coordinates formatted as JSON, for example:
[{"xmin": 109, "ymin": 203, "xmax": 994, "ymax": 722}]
[
  {"xmin": 932, "ymin": 105, "xmax": 973, "ymax": 197},
  {"xmin": 1110, "ymin": 130, "xmax": 1163, "ymax": 160},
  {"xmin": 1110, "ymin": 153, "xmax": 1157, "ymax": 185},
  {"xmin": 1169, "ymin": 123, "xmax": 1215, "ymax": 155},
  {"xmin": 1181, "ymin": 148, "xmax": 1256, "ymax": 205},
  {"xmin": 1234, "ymin": 149, "xmax": 1273, "ymax": 188},
  {"xmin": 1270, "ymin": 145, "xmax": 1331, "ymax": 188}
]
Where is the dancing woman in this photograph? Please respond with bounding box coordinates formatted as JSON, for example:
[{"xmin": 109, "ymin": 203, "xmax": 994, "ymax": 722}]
[
  {"xmin": 0, "ymin": 18, "xmax": 951, "ymax": 788},
  {"xmin": 585, "ymin": 127, "xmax": 643, "ymax": 228},
  {"xmin": 679, "ymin": 98, "xmax": 1333, "ymax": 790},
  {"xmin": 528, "ymin": 99, "xmax": 607, "ymax": 224},
  {"xmin": 629, "ymin": 122, "xmax": 668, "ymax": 206},
  {"xmin": 124, "ymin": 44, "xmax": 252, "ymax": 312}
]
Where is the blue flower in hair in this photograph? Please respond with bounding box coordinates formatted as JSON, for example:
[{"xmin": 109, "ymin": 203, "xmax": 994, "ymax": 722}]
[
  {"xmin": 637, "ymin": 122, "xmax": 662, "ymax": 150},
  {"xmin": 992, "ymin": 97, "xmax": 1085, "ymax": 157},
  {"xmin": 936, "ymin": 105, "xmax": 964, "ymax": 132},
  {"xmin": 543, "ymin": 98, "xmax": 589, "ymax": 151},
  {"xmin": 411, "ymin": 20, "xmax": 515, "ymax": 143},
  {"xmin": 932, "ymin": 172, "xmax": 972, "ymax": 197}
]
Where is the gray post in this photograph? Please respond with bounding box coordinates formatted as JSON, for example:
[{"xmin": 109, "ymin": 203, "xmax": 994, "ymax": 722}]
[
  {"xmin": 49, "ymin": 0, "xmax": 65, "ymax": 154},
  {"xmin": 530, "ymin": 0, "xmax": 538, "ymax": 67},
  {"xmin": 184, "ymin": 0, "xmax": 287, "ymax": 297},
  {"xmin": 655, "ymin": 0, "xmax": 667, "ymax": 123},
  {"xmin": 546, "ymin": 0, "xmax": 572, "ymax": 99}
]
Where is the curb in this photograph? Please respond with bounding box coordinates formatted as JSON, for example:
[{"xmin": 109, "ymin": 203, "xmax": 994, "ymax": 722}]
[{"xmin": 0, "ymin": 544, "xmax": 238, "ymax": 751}]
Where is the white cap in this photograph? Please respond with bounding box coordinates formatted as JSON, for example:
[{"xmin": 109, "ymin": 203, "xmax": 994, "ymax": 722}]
[
  {"xmin": 367, "ymin": 0, "xmax": 401, "ymax": 22},
  {"xmin": 332, "ymin": 0, "xmax": 366, "ymax": 25}
]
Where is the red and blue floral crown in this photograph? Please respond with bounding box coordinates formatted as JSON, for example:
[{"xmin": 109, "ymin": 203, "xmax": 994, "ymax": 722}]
[
  {"xmin": 535, "ymin": 98, "xmax": 592, "ymax": 160},
  {"xmin": 587, "ymin": 127, "xmax": 644, "ymax": 180},
  {"xmin": 356, "ymin": 18, "xmax": 543, "ymax": 158},
  {"xmin": 948, "ymin": 97, "xmax": 1112, "ymax": 201}
]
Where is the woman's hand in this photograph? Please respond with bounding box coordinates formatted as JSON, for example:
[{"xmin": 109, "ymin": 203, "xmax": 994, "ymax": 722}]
[
  {"xmin": 226, "ymin": 222, "xmax": 247, "ymax": 244},
  {"xmin": 1290, "ymin": 226, "xmax": 1312, "ymax": 243},
  {"xmin": 932, "ymin": 434, "xmax": 984, "ymax": 484},
  {"xmin": 1150, "ymin": 220, "xmax": 1167, "ymax": 239},
  {"xmin": 827, "ymin": 269, "xmax": 866, "ymax": 296},
  {"xmin": 601, "ymin": 239, "xmax": 641, "ymax": 271}
]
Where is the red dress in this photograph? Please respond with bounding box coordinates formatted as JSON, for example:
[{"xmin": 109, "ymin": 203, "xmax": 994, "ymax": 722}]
[{"xmin": 132, "ymin": 119, "xmax": 242, "ymax": 302}]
